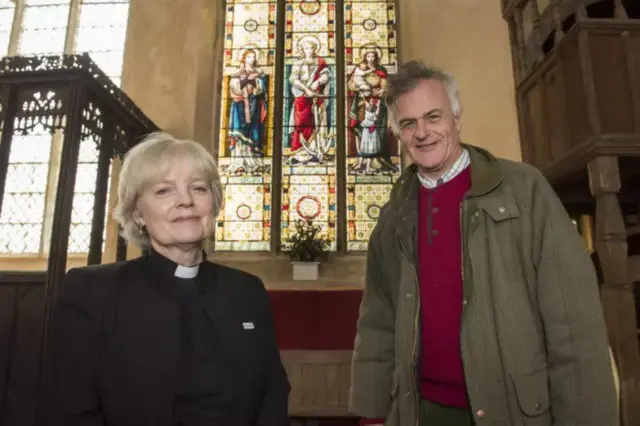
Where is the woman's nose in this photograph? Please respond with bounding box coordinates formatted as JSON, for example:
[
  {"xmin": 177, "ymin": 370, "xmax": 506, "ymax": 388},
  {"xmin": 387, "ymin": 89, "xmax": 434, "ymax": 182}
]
[{"xmin": 176, "ymin": 190, "xmax": 194, "ymax": 207}]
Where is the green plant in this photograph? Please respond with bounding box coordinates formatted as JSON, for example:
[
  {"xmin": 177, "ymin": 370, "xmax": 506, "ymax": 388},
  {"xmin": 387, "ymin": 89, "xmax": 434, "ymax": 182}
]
[{"xmin": 284, "ymin": 219, "xmax": 330, "ymax": 262}]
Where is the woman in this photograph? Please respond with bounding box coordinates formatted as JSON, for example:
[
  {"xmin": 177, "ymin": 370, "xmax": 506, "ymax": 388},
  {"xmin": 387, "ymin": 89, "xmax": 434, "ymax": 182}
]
[
  {"xmin": 347, "ymin": 47, "xmax": 397, "ymax": 174},
  {"xmin": 227, "ymin": 48, "xmax": 268, "ymax": 174},
  {"xmin": 41, "ymin": 132, "xmax": 290, "ymax": 426}
]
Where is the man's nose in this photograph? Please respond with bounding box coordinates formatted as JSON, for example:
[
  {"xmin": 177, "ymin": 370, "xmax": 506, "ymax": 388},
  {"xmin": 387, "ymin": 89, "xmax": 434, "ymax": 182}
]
[{"xmin": 413, "ymin": 118, "xmax": 430, "ymax": 140}]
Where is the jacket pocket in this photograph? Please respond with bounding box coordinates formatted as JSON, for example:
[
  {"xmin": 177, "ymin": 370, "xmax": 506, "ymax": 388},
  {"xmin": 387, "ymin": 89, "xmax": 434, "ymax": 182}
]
[{"xmin": 511, "ymin": 370, "xmax": 550, "ymax": 417}]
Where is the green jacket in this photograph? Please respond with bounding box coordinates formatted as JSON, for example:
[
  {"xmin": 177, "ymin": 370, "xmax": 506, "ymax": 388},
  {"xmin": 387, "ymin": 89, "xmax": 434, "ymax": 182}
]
[{"xmin": 349, "ymin": 145, "xmax": 618, "ymax": 425}]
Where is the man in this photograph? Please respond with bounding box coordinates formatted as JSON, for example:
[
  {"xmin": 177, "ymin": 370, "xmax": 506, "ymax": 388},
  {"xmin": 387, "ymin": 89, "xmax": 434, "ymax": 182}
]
[{"xmin": 349, "ymin": 60, "xmax": 618, "ymax": 426}]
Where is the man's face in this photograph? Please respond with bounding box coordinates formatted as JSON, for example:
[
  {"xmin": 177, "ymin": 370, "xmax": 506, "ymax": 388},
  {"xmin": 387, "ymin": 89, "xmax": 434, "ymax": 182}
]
[
  {"xmin": 302, "ymin": 43, "xmax": 315, "ymax": 58},
  {"xmin": 394, "ymin": 79, "xmax": 462, "ymax": 177}
]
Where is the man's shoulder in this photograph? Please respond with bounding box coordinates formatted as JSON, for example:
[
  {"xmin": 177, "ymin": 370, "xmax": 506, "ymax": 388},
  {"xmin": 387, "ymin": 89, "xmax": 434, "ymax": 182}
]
[{"xmin": 496, "ymin": 157, "xmax": 548, "ymax": 192}]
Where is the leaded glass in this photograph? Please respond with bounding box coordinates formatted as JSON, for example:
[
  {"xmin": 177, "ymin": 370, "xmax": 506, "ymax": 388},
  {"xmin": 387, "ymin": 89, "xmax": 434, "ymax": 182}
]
[
  {"xmin": 17, "ymin": 0, "xmax": 70, "ymax": 55},
  {"xmin": 75, "ymin": 0, "xmax": 129, "ymax": 86},
  {"xmin": 344, "ymin": 0, "xmax": 400, "ymax": 251},
  {"xmin": 0, "ymin": 125, "xmax": 53, "ymax": 253},
  {"xmin": 281, "ymin": 0, "xmax": 337, "ymax": 249},
  {"xmin": 215, "ymin": 0, "xmax": 277, "ymax": 251},
  {"xmin": 0, "ymin": 1, "xmax": 14, "ymax": 57}
]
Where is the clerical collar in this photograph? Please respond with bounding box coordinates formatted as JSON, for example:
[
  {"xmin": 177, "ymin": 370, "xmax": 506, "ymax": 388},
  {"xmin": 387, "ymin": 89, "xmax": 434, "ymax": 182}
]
[
  {"xmin": 147, "ymin": 247, "xmax": 204, "ymax": 279},
  {"xmin": 174, "ymin": 264, "xmax": 199, "ymax": 279},
  {"xmin": 417, "ymin": 148, "xmax": 470, "ymax": 189}
]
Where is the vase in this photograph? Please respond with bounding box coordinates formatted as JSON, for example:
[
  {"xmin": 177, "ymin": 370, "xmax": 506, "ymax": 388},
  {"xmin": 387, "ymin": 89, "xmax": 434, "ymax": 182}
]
[{"xmin": 291, "ymin": 261, "xmax": 320, "ymax": 280}]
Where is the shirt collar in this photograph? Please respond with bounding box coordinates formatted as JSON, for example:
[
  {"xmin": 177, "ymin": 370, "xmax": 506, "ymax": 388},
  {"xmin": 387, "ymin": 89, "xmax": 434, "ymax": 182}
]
[
  {"xmin": 417, "ymin": 149, "xmax": 470, "ymax": 189},
  {"xmin": 174, "ymin": 264, "xmax": 199, "ymax": 279},
  {"xmin": 148, "ymin": 247, "xmax": 203, "ymax": 279}
]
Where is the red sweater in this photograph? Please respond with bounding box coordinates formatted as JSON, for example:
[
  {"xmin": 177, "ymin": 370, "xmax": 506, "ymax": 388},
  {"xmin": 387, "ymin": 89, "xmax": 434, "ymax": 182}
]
[
  {"xmin": 361, "ymin": 168, "xmax": 471, "ymax": 425},
  {"xmin": 418, "ymin": 167, "xmax": 470, "ymax": 408}
]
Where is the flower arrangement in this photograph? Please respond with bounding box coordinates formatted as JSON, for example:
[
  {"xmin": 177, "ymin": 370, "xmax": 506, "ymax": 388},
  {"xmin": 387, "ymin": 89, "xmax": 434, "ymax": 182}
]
[{"xmin": 283, "ymin": 219, "xmax": 330, "ymax": 262}]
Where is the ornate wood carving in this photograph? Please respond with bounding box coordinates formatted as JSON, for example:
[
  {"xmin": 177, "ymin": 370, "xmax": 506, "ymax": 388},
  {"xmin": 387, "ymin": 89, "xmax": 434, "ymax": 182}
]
[
  {"xmin": 504, "ymin": 1, "xmax": 640, "ymax": 424},
  {"xmin": 0, "ymin": 54, "xmax": 158, "ymax": 425},
  {"xmin": 588, "ymin": 157, "xmax": 640, "ymax": 426}
]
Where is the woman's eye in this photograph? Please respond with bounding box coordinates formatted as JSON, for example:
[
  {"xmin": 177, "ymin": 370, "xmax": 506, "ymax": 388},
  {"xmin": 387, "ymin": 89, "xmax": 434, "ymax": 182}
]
[{"xmin": 155, "ymin": 187, "xmax": 170, "ymax": 196}]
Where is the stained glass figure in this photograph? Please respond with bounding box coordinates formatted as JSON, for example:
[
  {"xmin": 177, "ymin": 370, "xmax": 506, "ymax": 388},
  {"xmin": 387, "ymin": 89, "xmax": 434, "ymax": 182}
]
[
  {"xmin": 281, "ymin": 0, "xmax": 337, "ymax": 249},
  {"xmin": 215, "ymin": 0, "xmax": 277, "ymax": 251},
  {"xmin": 344, "ymin": 0, "xmax": 401, "ymax": 251}
]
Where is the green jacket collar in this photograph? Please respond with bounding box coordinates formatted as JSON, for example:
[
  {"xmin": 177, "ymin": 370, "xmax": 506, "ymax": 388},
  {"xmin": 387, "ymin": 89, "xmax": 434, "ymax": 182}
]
[{"xmin": 393, "ymin": 143, "xmax": 503, "ymax": 210}]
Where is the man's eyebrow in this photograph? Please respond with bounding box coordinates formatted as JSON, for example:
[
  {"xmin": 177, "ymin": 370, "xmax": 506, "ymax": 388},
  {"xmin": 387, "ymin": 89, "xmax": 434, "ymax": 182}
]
[{"xmin": 398, "ymin": 108, "xmax": 443, "ymax": 125}]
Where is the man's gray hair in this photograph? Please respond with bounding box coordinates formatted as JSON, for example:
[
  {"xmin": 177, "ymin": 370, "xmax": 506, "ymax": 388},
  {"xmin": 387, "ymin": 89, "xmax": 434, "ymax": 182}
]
[{"xmin": 385, "ymin": 60, "xmax": 461, "ymax": 134}]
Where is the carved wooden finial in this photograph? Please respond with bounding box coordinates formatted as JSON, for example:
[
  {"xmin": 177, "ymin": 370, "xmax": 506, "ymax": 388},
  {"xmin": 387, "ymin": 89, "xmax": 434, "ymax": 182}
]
[
  {"xmin": 552, "ymin": 0, "xmax": 564, "ymax": 44},
  {"xmin": 576, "ymin": 4, "xmax": 588, "ymax": 21},
  {"xmin": 614, "ymin": 0, "xmax": 629, "ymax": 19}
]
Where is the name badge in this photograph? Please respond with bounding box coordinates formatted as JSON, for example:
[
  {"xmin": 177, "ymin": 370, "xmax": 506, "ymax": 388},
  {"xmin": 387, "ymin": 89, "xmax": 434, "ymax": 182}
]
[{"xmin": 242, "ymin": 322, "xmax": 255, "ymax": 330}]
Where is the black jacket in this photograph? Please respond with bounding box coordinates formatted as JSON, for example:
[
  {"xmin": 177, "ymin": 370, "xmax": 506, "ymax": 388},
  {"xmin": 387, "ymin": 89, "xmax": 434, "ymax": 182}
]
[{"xmin": 40, "ymin": 253, "xmax": 290, "ymax": 426}]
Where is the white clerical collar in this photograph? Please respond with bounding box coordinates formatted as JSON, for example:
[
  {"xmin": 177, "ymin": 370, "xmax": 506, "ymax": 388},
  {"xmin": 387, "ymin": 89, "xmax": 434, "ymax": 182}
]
[
  {"xmin": 174, "ymin": 264, "xmax": 199, "ymax": 279},
  {"xmin": 417, "ymin": 149, "xmax": 470, "ymax": 189}
]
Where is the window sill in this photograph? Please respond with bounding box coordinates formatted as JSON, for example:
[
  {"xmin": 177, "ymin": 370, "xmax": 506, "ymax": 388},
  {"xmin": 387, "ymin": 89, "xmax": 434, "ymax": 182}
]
[
  {"xmin": 0, "ymin": 254, "xmax": 90, "ymax": 272},
  {"xmin": 210, "ymin": 251, "xmax": 367, "ymax": 290}
]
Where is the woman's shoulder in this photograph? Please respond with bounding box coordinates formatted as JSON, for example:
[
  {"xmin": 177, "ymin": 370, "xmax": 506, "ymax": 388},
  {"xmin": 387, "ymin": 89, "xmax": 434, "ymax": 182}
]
[
  {"xmin": 206, "ymin": 262, "xmax": 266, "ymax": 294},
  {"xmin": 58, "ymin": 260, "xmax": 134, "ymax": 308}
]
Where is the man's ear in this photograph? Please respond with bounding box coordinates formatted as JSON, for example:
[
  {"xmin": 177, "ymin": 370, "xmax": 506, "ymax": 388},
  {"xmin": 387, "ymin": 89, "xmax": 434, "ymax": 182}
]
[{"xmin": 454, "ymin": 108, "xmax": 463, "ymax": 133}]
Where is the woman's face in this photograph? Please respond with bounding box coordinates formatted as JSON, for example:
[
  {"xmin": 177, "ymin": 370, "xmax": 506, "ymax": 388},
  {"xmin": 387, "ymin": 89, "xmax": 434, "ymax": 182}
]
[
  {"xmin": 365, "ymin": 51, "xmax": 377, "ymax": 65},
  {"xmin": 245, "ymin": 52, "xmax": 256, "ymax": 66},
  {"xmin": 135, "ymin": 157, "xmax": 215, "ymax": 252}
]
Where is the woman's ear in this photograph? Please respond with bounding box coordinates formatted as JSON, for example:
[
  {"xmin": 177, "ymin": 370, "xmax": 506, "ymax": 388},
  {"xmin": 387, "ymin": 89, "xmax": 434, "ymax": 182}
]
[{"xmin": 132, "ymin": 209, "xmax": 145, "ymax": 228}]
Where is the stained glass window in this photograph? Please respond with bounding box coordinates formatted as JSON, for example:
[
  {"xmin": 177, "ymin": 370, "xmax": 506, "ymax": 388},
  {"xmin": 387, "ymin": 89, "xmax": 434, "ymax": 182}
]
[
  {"xmin": 217, "ymin": 0, "xmax": 399, "ymax": 253},
  {"xmin": 215, "ymin": 0, "xmax": 277, "ymax": 251},
  {"xmin": 0, "ymin": 0, "xmax": 129, "ymax": 256},
  {"xmin": 344, "ymin": 0, "xmax": 399, "ymax": 251},
  {"xmin": 280, "ymin": 0, "xmax": 337, "ymax": 249}
]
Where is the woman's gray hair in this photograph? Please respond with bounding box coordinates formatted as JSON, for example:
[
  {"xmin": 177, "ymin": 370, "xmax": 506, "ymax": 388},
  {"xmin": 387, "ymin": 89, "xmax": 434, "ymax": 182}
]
[
  {"xmin": 385, "ymin": 60, "xmax": 461, "ymax": 134},
  {"xmin": 113, "ymin": 131, "xmax": 224, "ymax": 249}
]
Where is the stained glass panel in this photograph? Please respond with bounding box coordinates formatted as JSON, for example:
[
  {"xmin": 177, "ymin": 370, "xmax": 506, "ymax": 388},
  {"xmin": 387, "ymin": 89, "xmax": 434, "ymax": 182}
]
[
  {"xmin": 344, "ymin": 0, "xmax": 400, "ymax": 251},
  {"xmin": 215, "ymin": 0, "xmax": 277, "ymax": 251},
  {"xmin": 18, "ymin": 0, "xmax": 70, "ymax": 55},
  {"xmin": 75, "ymin": 0, "xmax": 129, "ymax": 86},
  {"xmin": 281, "ymin": 0, "xmax": 337, "ymax": 249},
  {"xmin": 0, "ymin": 125, "xmax": 53, "ymax": 253}
]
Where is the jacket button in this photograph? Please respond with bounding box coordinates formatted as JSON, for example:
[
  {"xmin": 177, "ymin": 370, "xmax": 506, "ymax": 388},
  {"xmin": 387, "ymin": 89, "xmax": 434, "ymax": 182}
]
[
  {"xmin": 498, "ymin": 206, "xmax": 506, "ymax": 213},
  {"xmin": 534, "ymin": 403, "xmax": 541, "ymax": 411},
  {"xmin": 405, "ymin": 392, "xmax": 411, "ymax": 397},
  {"xmin": 476, "ymin": 409, "xmax": 485, "ymax": 418},
  {"xmin": 406, "ymin": 293, "xmax": 412, "ymax": 298}
]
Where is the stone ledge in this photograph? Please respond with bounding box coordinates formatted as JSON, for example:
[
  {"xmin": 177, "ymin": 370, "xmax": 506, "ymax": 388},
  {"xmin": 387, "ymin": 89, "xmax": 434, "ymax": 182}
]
[{"xmin": 210, "ymin": 252, "xmax": 367, "ymax": 290}]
